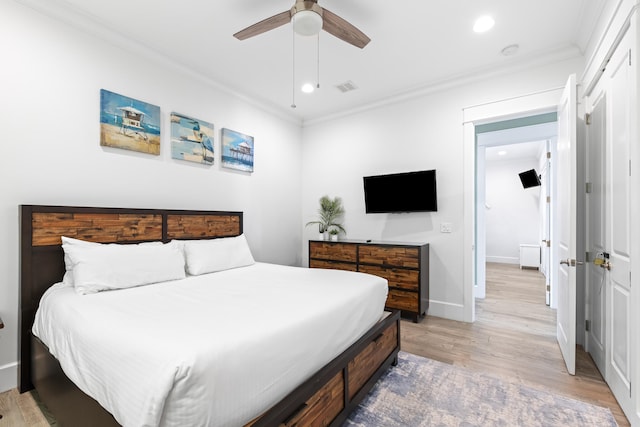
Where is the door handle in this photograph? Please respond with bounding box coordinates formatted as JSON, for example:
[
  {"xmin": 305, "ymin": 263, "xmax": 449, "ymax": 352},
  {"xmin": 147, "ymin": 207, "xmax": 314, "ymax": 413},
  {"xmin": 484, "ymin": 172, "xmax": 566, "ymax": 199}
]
[{"xmin": 560, "ymin": 259, "xmax": 583, "ymax": 267}]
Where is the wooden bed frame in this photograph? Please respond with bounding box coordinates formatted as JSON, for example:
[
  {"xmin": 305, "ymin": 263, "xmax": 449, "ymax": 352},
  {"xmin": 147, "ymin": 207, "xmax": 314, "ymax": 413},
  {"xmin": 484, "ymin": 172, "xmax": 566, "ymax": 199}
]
[{"xmin": 19, "ymin": 204, "xmax": 401, "ymax": 426}]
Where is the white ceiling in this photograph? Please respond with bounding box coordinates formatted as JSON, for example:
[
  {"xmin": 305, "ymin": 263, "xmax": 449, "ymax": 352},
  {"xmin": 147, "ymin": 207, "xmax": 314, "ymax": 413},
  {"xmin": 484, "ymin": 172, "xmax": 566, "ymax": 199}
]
[
  {"xmin": 19, "ymin": 0, "xmax": 605, "ymax": 123},
  {"xmin": 486, "ymin": 140, "xmax": 546, "ymax": 163}
]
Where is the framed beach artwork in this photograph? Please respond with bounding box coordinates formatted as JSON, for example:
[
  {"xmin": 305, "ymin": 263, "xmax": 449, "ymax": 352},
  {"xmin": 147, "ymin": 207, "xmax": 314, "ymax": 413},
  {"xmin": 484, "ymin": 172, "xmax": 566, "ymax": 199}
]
[
  {"xmin": 99, "ymin": 89, "xmax": 161, "ymax": 155},
  {"xmin": 221, "ymin": 128, "xmax": 254, "ymax": 172},
  {"xmin": 170, "ymin": 113, "xmax": 215, "ymax": 165}
]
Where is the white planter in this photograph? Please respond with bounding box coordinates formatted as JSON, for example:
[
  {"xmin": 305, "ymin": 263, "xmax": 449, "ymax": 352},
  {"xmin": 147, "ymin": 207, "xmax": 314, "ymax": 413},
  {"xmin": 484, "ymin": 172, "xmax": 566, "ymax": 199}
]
[
  {"xmin": 318, "ymin": 233, "xmax": 325, "ymax": 241},
  {"xmin": 330, "ymin": 234, "xmax": 339, "ymax": 241}
]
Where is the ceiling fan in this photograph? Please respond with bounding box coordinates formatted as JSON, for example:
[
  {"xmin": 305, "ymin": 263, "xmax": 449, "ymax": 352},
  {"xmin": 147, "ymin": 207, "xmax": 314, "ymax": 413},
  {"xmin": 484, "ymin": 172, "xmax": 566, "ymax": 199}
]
[{"xmin": 233, "ymin": 0, "xmax": 371, "ymax": 49}]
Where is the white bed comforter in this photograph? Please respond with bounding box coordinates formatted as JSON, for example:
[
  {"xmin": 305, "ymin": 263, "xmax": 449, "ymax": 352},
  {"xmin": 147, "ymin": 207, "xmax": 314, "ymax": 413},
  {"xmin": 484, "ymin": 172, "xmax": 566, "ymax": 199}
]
[{"xmin": 32, "ymin": 262, "xmax": 388, "ymax": 427}]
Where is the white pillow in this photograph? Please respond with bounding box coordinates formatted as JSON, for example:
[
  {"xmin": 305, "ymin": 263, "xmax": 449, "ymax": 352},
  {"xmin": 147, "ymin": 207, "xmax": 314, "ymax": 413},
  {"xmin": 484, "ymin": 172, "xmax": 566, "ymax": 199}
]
[
  {"xmin": 62, "ymin": 241, "xmax": 186, "ymax": 294},
  {"xmin": 60, "ymin": 236, "xmax": 162, "ymax": 285},
  {"xmin": 183, "ymin": 234, "xmax": 255, "ymax": 276}
]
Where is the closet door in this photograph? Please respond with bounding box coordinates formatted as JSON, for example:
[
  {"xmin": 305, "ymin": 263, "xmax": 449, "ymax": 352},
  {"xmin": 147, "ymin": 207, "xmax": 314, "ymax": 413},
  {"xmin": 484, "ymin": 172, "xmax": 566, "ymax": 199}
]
[{"xmin": 604, "ymin": 29, "xmax": 633, "ymax": 416}]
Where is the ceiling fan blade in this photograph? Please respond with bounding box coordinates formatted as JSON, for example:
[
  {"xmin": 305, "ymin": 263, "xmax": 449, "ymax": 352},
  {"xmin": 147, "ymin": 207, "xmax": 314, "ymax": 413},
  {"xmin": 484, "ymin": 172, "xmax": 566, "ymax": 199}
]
[
  {"xmin": 234, "ymin": 10, "xmax": 291, "ymax": 40},
  {"xmin": 321, "ymin": 8, "xmax": 370, "ymax": 49}
]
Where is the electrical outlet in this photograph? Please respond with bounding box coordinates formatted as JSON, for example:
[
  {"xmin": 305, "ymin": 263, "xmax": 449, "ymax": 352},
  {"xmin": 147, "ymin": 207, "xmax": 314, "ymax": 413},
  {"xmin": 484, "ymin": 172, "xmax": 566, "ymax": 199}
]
[{"xmin": 440, "ymin": 222, "xmax": 452, "ymax": 233}]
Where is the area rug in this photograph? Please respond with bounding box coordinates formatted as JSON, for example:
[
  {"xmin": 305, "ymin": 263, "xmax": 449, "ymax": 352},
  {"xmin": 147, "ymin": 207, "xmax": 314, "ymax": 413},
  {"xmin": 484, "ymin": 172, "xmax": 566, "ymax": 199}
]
[{"xmin": 344, "ymin": 351, "xmax": 618, "ymax": 427}]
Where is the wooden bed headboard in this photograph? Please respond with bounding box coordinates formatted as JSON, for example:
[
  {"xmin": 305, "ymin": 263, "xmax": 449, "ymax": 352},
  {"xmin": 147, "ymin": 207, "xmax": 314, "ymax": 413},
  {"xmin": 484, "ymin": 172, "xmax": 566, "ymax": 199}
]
[{"xmin": 19, "ymin": 205, "xmax": 243, "ymax": 392}]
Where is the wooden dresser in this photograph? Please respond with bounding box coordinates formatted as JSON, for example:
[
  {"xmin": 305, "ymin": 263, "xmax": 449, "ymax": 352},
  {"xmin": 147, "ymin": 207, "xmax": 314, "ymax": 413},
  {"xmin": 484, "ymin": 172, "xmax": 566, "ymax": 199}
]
[{"xmin": 309, "ymin": 240, "xmax": 429, "ymax": 322}]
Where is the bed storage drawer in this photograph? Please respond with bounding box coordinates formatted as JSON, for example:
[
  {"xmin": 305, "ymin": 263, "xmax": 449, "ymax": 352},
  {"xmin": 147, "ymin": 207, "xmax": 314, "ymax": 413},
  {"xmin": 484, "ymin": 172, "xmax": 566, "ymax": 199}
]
[
  {"xmin": 248, "ymin": 310, "xmax": 400, "ymax": 427},
  {"xmin": 280, "ymin": 371, "xmax": 344, "ymax": 427},
  {"xmin": 347, "ymin": 318, "xmax": 398, "ymax": 399}
]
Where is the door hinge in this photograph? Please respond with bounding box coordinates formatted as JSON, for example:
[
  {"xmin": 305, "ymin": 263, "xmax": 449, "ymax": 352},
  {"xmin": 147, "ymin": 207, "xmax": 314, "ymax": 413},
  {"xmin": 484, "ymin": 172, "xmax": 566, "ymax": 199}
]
[
  {"xmin": 546, "ymin": 240, "xmax": 550, "ymax": 247},
  {"xmin": 546, "ymin": 284, "xmax": 551, "ymax": 292},
  {"xmin": 585, "ymin": 320, "xmax": 591, "ymax": 331},
  {"xmin": 585, "ymin": 252, "xmax": 591, "ymax": 262},
  {"xmin": 546, "ymin": 152, "xmax": 551, "ymax": 159},
  {"xmin": 585, "ymin": 113, "xmax": 592, "ymax": 125},
  {"xmin": 547, "ymin": 196, "xmax": 551, "ymax": 203},
  {"xmin": 585, "ymin": 182, "xmax": 592, "ymax": 193}
]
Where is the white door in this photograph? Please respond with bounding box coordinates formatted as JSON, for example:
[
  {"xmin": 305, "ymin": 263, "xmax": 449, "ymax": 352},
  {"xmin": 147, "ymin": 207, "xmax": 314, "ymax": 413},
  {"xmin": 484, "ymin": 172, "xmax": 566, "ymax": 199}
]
[
  {"xmin": 556, "ymin": 74, "xmax": 577, "ymax": 375},
  {"xmin": 540, "ymin": 142, "xmax": 551, "ymax": 305},
  {"xmin": 604, "ymin": 33, "xmax": 633, "ymax": 416},
  {"xmin": 585, "ymin": 84, "xmax": 607, "ymax": 374}
]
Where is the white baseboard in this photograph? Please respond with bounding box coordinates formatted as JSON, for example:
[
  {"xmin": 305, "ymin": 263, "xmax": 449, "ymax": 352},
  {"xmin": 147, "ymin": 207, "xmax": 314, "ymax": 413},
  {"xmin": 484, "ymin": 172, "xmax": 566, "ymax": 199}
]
[
  {"xmin": 486, "ymin": 256, "xmax": 519, "ymax": 265},
  {"xmin": 0, "ymin": 361, "xmax": 18, "ymax": 393},
  {"xmin": 426, "ymin": 299, "xmax": 467, "ymax": 322}
]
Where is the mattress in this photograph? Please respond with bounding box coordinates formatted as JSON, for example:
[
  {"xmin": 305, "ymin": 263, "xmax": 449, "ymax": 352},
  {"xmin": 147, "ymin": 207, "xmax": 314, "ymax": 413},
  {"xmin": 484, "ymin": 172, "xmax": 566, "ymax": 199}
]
[{"xmin": 32, "ymin": 262, "xmax": 388, "ymax": 427}]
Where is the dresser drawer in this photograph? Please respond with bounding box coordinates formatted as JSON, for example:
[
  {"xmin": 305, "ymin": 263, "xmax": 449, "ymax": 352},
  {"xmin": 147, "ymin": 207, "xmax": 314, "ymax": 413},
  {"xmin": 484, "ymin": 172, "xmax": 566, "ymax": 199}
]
[
  {"xmin": 357, "ymin": 264, "xmax": 419, "ymax": 291},
  {"xmin": 358, "ymin": 245, "xmax": 419, "ymax": 268},
  {"xmin": 308, "ymin": 240, "xmax": 428, "ymax": 322},
  {"xmin": 309, "ymin": 259, "xmax": 358, "ymax": 272},
  {"xmin": 309, "ymin": 242, "xmax": 357, "ymax": 262},
  {"xmin": 347, "ymin": 319, "xmax": 398, "ymax": 400},
  {"xmin": 385, "ymin": 289, "xmax": 419, "ymax": 312}
]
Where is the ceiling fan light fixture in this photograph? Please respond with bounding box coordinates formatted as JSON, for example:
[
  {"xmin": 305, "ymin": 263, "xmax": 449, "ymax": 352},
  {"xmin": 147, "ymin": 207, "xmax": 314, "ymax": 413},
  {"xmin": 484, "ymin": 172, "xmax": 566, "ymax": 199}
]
[
  {"xmin": 301, "ymin": 83, "xmax": 315, "ymax": 93},
  {"xmin": 292, "ymin": 10, "xmax": 323, "ymax": 36}
]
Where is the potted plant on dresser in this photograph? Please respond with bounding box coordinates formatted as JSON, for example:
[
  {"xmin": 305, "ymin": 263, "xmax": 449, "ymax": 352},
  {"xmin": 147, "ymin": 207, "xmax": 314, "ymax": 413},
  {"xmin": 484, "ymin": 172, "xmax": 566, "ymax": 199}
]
[{"xmin": 306, "ymin": 195, "xmax": 346, "ymax": 241}]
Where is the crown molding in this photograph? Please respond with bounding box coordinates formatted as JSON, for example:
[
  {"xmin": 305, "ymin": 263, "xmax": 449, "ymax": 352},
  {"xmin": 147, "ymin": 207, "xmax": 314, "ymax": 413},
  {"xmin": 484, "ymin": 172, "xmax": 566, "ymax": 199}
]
[
  {"xmin": 303, "ymin": 45, "xmax": 583, "ymax": 127},
  {"xmin": 14, "ymin": 0, "xmax": 303, "ymax": 127}
]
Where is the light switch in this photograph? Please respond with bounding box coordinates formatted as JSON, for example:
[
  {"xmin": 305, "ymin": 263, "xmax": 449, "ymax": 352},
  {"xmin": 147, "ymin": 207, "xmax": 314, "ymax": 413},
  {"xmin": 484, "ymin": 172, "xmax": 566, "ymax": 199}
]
[{"xmin": 440, "ymin": 222, "xmax": 452, "ymax": 233}]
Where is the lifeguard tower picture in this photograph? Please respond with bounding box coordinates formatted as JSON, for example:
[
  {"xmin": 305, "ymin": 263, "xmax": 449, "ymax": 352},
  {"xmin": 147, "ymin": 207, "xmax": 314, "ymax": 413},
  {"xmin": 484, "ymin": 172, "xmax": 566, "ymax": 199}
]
[
  {"xmin": 100, "ymin": 89, "xmax": 161, "ymax": 155},
  {"xmin": 118, "ymin": 106, "xmax": 148, "ymax": 140},
  {"xmin": 221, "ymin": 128, "xmax": 254, "ymax": 172}
]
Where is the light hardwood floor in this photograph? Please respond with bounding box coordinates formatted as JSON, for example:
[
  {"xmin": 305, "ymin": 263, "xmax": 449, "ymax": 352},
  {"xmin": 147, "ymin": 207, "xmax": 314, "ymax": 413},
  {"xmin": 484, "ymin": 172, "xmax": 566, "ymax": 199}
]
[
  {"xmin": 0, "ymin": 389, "xmax": 49, "ymax": 427},
  {"xmin": 0, "ymin": 262, "xmax": 630, "ymax": 426},
  {"xmin": 403, "ymin": 262, "xmax": 630, "ymax": 426}
]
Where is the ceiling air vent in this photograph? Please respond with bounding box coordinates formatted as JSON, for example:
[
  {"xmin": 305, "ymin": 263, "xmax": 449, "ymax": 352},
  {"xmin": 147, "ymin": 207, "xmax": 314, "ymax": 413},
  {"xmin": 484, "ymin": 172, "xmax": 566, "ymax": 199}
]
[{"xmin": 335, "ymin": 80, "xmax": 358, "ymax": 93}]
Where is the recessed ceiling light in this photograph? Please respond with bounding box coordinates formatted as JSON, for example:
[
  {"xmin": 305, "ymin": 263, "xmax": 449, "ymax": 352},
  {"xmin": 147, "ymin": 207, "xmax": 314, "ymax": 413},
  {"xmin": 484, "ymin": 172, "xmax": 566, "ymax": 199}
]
[
  {"xmin": 498, "ymin": 150, "xmax": 507, "ymax": 156},
  {"xmin": 301, "ymin": 83, "xmax": 315, "ymax": 93},
  {"xmin": 473, "ymin": 15, "xmax": 495, "ymax": 33}
]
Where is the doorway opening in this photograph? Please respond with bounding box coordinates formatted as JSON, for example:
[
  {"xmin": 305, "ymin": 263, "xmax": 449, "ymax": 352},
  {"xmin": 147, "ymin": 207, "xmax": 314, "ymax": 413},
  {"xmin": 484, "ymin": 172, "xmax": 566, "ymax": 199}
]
[{"xmin": 474, "ymin": 114, "xmax": 557, "ymax": 306}]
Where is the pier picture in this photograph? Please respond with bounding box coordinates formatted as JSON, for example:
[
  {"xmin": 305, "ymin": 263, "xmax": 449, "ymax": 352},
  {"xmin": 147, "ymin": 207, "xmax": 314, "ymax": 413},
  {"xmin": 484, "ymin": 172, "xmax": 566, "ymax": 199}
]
[
  {"xmin": 170, "ymin": 113, "xmax": 214, "ymax": 165},
  {"xmin": 221, "ymin": 128, "xmax": 254, "ymax": 172},
  {"xmin": 100, "ymin": 89, "xmax": 161, "ymax": 155}
]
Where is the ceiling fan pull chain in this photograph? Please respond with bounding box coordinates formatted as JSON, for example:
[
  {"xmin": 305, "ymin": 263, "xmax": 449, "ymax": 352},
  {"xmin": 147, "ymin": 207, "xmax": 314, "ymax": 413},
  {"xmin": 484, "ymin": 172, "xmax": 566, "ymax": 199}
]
[{"xmin": 291, "ymin": 24, "xmax": 297, "ymax": 109}]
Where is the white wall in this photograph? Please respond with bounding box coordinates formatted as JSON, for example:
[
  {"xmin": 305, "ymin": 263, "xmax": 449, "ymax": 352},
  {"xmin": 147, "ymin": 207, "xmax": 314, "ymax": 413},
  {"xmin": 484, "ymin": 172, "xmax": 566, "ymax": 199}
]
[
  {"xmin": 301, "ymin": 56, "xmax": 584, "ymax": 321},
  {"xmin": 485, "ymin": 157, "xmax": 541, "ymax": 264},
  {"xmin": 0, "ymin": 1, "xmax": 303, "ymax": 392}
]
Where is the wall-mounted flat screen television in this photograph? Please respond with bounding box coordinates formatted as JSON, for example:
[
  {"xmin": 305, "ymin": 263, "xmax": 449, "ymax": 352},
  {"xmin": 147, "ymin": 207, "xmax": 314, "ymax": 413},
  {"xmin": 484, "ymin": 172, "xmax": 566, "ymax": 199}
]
[
  {"xmin": 363, "ymin": 169, "xmax": 438, "ymax": 213},
  {"xmin": 518, "ymin": 169, "xmax": 541, "ymax": 188}
]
